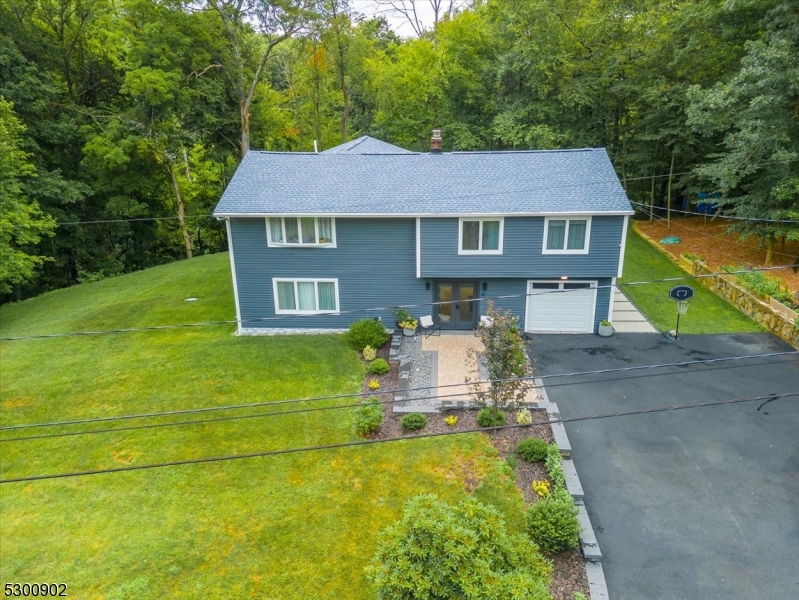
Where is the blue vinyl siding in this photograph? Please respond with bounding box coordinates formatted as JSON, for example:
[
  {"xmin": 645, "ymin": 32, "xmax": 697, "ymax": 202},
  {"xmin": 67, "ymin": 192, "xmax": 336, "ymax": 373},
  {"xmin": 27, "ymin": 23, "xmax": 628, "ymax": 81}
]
[
  {"xmin": 230, "ymin": 217, "xmax": 428, "ymax": 328},
  {"xmin": 420, "ymin": 216, "xmax": 624, "ymax": 279}
]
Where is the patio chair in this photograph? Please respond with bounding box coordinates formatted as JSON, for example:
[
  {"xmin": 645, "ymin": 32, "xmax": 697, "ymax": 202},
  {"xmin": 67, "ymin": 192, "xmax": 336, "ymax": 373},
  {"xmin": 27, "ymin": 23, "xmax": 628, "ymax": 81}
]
[{"xmin": 419, "ymin": 315, "xmax": 439, "ymax": 338}]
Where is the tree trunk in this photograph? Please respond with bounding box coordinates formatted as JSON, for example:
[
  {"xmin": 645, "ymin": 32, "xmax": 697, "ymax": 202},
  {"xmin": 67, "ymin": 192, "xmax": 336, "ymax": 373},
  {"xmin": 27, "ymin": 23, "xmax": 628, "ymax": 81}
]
[
  {"xmin": 168, "ymin": 163, "xmax": 193, "ymax": 259},
  {"xmin": 240, "ymin": 103, "xmax": 250, "ymax": 158},
  {"xmin": 649, "ymin": 165, "xmax": 656, "ymax": 222},
  {"xmin": 666, "ymin": 149, "xmax": 676, "ymax": 230}
]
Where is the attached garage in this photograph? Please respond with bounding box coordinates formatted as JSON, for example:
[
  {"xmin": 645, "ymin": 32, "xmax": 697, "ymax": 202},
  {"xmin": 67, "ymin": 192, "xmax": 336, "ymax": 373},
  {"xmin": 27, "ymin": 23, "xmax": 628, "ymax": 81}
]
[{"xmin": 525, "ymin": 280, "xmax": 597, "ymax": 333}]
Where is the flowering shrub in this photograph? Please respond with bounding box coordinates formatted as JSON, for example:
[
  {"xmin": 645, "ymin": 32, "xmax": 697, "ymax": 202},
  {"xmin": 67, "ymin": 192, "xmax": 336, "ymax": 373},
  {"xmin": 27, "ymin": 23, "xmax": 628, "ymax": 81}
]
[
  {"xmin": 368, "ymin": 378, "xmax": 380, "ymax": 390},
  {"xmin": 399, "ymin": 318, "xmax": 418, "ymax": 330},
  {"xmin": 444, "ymin": 414, "xmax": 458, "ymax": 427},
  {"xmin": 516, "ymin": 408, "xmax": 532, "ymax": 425},
  {"xmin": 532, "ymin": 480, "xmax": 551, "ymax": 498},
  {"xmin": 362, "ymin": 345, "xmax": 377, "ymax": 361}
]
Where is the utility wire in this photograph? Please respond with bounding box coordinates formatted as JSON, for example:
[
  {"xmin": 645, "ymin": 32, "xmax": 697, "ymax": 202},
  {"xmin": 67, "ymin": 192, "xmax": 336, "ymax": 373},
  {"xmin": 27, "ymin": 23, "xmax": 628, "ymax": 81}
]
[
  {"xmin": 57, "ymin": 215, "xmax": 215, "ymax": 226},
  {"xmin": 2, "ymin": 264, "xmax": 796, "ymax": 341},
  {"xmin": 2, "ymin": 350, "xmax": 795, "ymax": 435},
  {"xmin": 1, "ymin": 391, "xmax": 795, "ymax": 484},
  {"xmin": 631, "ymin": 200, "xmax": 799, "ymax": 225}
]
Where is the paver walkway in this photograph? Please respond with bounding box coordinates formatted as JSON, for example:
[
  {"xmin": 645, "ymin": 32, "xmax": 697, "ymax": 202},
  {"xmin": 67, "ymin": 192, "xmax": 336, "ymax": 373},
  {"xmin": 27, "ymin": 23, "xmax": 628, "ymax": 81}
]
[
  {"xmin": 611, "ymin": 288, "xmax": 657, "ymax": 333},
  {"xmin": 421, "ymin": 333, "xmax": 541, "ymax": 405}
]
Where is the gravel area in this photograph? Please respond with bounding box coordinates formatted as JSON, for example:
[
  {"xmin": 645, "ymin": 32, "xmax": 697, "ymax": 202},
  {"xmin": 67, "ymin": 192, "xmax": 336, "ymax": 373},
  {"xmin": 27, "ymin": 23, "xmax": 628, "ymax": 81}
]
[{"xmin": 398, "ymin": 334, "xmax": 436, "ymax": 405}]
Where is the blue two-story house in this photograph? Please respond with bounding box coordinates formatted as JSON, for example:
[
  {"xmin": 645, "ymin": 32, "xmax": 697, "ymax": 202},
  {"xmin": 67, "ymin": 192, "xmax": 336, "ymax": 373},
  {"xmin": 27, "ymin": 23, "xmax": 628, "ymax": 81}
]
[{"xmin": 213, "ymin": 135, "xmax": 633, "ymax": 335}]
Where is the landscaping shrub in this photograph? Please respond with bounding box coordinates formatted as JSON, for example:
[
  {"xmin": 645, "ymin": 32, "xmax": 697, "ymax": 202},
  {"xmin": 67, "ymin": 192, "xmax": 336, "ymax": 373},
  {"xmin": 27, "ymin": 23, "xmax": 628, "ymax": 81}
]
[
  {"xmin": 347, "ymin": 318, "xmax": 389, "ymax": 351},
  {"xmin": 444, "ymin": 414, "xmax": 458, "ymax": 427},
  {"xmin": 354, "ymin": 397, "xmax": 384, "ymax": 437},
  {"xmin": 368, "ymin": 358, "xmax": 390, "ymax": 374},
  {"xmin": 365, "ymin": 494, "xmax": 551, "ymax": 599},
  {"xmin": 545, "ymin": 443, "xmax": 566, "ymax": 490},
  {"xmin": 532, "ymin": 480, "xmax": 550, "ymax": 498},
  {"xmin": 362, "ymin": 345, "xmax": 377, "ymax": 361},
  {"xmin": 516, "ymin": 437, "xmax": 548, "ymax": 462},
  {"xmin": 526, "ymin": 488, "xmax": 580, "ymax": 554},
  {"xmin": 392, "ymin": 307, "xmax": 412, "ymax": 326},
  {"xmin": 516, "ymin": 408, "xmax": 533, "ymax": 425},
  {"xmin": 476, "ymin": 407, "xmax": 506, "ymax": 427},
  {"xmin": 368, "ymin": 378, "xmax": 380, "ymax": 390},
  {"xmin": 401, "ymin": 412, "xmax": 427, "ymax": 431},
  {"xmin": 506, "ymin": 454, "xmax": 519, "ymax": 470}
]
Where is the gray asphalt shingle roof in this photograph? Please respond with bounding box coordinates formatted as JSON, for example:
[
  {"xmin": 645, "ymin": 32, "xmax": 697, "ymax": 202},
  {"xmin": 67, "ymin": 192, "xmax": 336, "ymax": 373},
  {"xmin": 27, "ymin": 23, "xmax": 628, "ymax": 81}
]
[
  {"xmin": 213, "ymin": 145, "xmax": 632, "ymax": 216},
  {"xmin": 320, "ymin": 136, "xmax": 412, "ymax": 154}
]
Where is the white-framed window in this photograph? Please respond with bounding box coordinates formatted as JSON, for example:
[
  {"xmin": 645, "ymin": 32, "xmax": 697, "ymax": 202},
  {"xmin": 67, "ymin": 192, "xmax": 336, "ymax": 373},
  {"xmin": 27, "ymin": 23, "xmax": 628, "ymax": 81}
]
[
  {"xmin": 542, "ymin": 216, "xmax": 591, "ymax": 254},
  {"xmin": 266, "ymin": 217, "xmax": 336, "ymax": 247},
  {"xmin": 272, "ymin": 279, "xmax": 340, "ymax": 314},
  {"xmin": 458, "ymin": 217, "xmax": 504, "ymax": 255}
]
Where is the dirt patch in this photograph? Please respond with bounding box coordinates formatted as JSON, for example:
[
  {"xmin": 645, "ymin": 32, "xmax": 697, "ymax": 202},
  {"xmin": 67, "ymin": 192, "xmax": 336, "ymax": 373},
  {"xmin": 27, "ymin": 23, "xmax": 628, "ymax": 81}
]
[{"xmin": 637, "ymin": 217, "xmax": 799, "ymax": 294}]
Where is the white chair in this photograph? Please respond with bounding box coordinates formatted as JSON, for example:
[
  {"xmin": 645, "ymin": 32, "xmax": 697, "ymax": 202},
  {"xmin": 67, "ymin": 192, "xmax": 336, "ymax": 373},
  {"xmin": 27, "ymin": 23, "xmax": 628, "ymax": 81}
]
[{"xmin": 419, "ymin": 315, "xmax": 439, "ymax": 338}]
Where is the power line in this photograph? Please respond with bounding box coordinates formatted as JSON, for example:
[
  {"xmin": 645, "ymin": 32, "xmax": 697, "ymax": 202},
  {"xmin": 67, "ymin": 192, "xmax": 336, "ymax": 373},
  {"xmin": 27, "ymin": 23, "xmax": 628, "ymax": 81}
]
[
  {"xmin": 1, "ymin": 391, "xmax": 795, "ymax": 484},
  {"xmin": 2, "ymin": 264, "xmax": 796, "ymax": 342},
  {"xmin": 631, "ymin": 200, "xmax": 799, "ymax": 224},
  {"xmin": 2, "ymin": 350, "xmax": 795, "ymax": 435},
  {"xmin": 56, "ymin": 214, "xmax": 215, "ymax": 226}
]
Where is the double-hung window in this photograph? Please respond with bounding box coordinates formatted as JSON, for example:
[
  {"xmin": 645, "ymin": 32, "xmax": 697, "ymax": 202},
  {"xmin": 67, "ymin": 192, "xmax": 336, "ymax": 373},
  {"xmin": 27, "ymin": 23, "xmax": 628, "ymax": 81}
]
[
  {"xmin": 459, "ymin": 218, "xmax": 503, "ymax": 254},
  {"xmin": 273, "ymin": 279, "xmax": 339, "ymax": 314},
  {"xmin": 267, "ymin": 217, "xmax": 335, "ymax": 247},
  {"xmin": 543, "ymin": 217, "xmax": 591, "ymax": 254}
]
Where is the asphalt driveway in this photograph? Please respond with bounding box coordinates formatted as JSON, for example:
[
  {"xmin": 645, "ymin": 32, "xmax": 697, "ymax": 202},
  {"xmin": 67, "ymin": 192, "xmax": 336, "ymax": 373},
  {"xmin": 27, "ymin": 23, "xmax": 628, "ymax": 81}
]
[{"xmin": 529, "ymin": 333, "xmax": 799, "ymax": 600}]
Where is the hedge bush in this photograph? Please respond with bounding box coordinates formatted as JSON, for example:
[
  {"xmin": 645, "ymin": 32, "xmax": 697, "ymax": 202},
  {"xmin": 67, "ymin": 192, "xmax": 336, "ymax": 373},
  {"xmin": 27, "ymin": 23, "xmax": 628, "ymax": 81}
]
[
  {"xmin": 545, "ymin": 443, "xmax": 566, "ymax": 490},
  {"xmin": 476, "ymin": 407, "xmax": 506, "ymax": 427},
  {"xmin": 354, "ymin": 396, "xmax": 384, "ymax": 437},
  {"xmin": 526, "ymin": 488, "xmax": 580, "ymax": 554},
  {"xmin": 347, "ymin": 318, "xmax": 389, "ymax": 352},
  {"xmin": 368, "ymin": 358, "xmax": 391, "ymax": 374},
  {"xmin": 516, "ymin": 437, "xmax": 548, "ymax": 462},
  {"xmin": 401, "ymin": 412, "xmax": 427, "ymax": 431}
]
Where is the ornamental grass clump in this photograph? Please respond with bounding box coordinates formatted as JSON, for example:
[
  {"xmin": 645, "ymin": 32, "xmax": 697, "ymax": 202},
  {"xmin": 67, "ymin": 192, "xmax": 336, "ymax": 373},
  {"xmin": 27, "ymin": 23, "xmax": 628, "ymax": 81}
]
[{"xmin": 516, "ymin": 437, "xmax": 548, "ymax": 462}]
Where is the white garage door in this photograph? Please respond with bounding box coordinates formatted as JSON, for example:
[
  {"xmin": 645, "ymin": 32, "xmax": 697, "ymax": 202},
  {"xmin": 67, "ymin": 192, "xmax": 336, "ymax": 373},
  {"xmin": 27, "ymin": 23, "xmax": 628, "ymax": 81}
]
[{"xmin": 525, "ymin": 281, "xmax": 597, "ymax": 333}]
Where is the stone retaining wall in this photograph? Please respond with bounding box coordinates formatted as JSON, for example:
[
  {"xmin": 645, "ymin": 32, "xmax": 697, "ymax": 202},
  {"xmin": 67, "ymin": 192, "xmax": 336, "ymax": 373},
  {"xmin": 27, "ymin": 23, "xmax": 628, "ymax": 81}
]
[{"xmin": 691, "ymin": 260, "xmax": 799, "ymax": 349}]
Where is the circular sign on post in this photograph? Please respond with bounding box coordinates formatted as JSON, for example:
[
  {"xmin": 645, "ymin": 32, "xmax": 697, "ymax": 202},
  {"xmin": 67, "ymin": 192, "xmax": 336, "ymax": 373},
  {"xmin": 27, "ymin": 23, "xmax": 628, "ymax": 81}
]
[{"xmin": 669, "ymin": 285, "xmax": 694, "ymax": 301}]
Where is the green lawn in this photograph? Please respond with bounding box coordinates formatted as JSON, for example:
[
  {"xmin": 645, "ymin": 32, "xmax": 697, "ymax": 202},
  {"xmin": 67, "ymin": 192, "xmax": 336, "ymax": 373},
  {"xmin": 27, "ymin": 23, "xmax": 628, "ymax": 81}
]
[
  {"xmin": 620, "ymin": 230, "xmax": 761, "ymax": 333},
  {"xmin": 0, "ymin": 254, "xmax": 523, "ymax": 599}
]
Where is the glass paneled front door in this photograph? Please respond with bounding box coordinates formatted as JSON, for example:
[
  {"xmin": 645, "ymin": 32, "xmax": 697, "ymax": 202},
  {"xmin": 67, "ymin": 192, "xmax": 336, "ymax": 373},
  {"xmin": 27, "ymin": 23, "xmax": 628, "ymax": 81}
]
[{"xmin": 435, "ymin": 281, "xmax": 478, "ymax": 329}]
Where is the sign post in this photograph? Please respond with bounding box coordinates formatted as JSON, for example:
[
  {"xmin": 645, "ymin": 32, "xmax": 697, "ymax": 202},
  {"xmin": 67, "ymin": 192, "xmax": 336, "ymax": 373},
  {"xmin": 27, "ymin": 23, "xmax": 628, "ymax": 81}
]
[{"xmin": 665, "ymin": 285, "xmax": 694, "ymax": 340}]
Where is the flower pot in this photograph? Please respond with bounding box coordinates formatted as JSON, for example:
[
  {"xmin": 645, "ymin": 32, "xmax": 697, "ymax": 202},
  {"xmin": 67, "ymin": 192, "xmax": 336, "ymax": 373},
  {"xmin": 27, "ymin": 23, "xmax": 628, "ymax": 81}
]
[
  {"xmin": 598, "ymin": 323, "xmax": 613, "ymax": 337},
  {"xmin": 403, "ymin": 327, "xmax": 416, "ymax": 337}
]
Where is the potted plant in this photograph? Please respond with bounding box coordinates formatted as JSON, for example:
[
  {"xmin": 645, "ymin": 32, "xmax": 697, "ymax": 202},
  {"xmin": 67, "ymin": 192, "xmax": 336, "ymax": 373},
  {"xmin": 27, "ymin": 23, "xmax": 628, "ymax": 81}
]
[
  {"xmin": 598, "ymin": 320, "xmax": 613, "ymax": 337},
  {"xmin": 392, "ymin": 307, "xmax": 412, "ymax": 328},
  {"xmin": 399, "ymin": 318, "xmax": 418, "ymax": 336}
]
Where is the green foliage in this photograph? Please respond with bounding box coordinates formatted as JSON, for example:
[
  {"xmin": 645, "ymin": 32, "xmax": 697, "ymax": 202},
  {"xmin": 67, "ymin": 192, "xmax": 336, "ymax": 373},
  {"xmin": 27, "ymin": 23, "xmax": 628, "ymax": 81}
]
[
  {"xmin": 516, "ymin": 437, "xmax": 548, "ymax": 463},
  {"xmin": 401, "ymin": 412, "xmax": 427, "ymax": 431},
  {"xmin": 346, "ymin": 318, "xmax": 389, "ymax": 351},
  {"xmin": 468, "ymin": 301, "xmax": 533, "ymax": 413},
  {"xmin": 526, "ymin": 489, "xmax": 580, "ymax": 554},
  {"xmin": 0, "ymin": 99, "xmax": 55, "ymax": 294},
  {"xmin": 574, "ymin": 592, "xmax": 587, "ymax": 600},
  {"xmin": 368, "ymin": 358, "xmax": 391, "ymax": 374},
  {"xmin": 476, "ymin": 407, "xmax": 506, "ymax": 427},
  {"xmin": 391, "ymin": 307, "xmax": 412, "ymax": 325},
  {"xmin": 365, "ymin": 494, "xmax": 552, "ymax": 599},
  {"xmin": 516, "ymin": 408, "xmax": 533, "ymax": 425},
  {"xmin": 362, "ymin": 345, "xmax": 377, "ymax": 361},
  {"xmin": 599, "ymin": 320, "xmax": 611, "ymax": 327},
  {"xmin": 545, "ymin": 444, "xmax": 566, "ymax": 490},
  {"xmin": 354, "ymin": 396, "xmax": 384, "ymax": 437},
  {"xmin": 722, "ymin": 265, "xmax": 799, "ymax": 309},
  {"xmin": 505, "ymin": 454, "xmax": 519, "ymax": 470}
]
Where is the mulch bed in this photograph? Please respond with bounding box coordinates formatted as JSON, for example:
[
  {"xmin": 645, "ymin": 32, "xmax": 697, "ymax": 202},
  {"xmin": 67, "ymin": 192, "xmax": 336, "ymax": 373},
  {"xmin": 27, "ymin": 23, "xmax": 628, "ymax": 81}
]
[
  {"xmin": 357, "ymin": 348, "xmax": 590, "ymax": 600},
  {"xmin": 638, "ymin": 217, "xmax": 799, "ymax": 294}
]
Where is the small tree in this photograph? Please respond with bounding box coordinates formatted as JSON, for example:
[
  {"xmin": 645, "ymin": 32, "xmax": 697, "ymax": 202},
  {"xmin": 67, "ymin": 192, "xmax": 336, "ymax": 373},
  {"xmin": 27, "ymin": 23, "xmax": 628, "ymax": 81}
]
[
  {"xmin": 365, "ymin": 494, "xmax": 551, "ymax": 600},
  {"xmin": 467, "ymin": 301, "xmax": 533, "ymax": 421}
]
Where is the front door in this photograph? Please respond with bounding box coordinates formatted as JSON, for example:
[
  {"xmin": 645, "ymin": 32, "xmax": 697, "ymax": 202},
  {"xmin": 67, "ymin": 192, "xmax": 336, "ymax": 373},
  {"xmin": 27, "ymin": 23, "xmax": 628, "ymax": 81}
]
[{"xmin": 435, "ymin": 281, "xmax": 478, "ymax": 330}]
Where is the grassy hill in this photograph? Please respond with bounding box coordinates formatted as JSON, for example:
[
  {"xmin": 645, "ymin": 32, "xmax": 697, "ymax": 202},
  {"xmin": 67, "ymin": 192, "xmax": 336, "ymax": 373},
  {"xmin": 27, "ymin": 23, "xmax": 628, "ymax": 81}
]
[{"xmin": 0, "ymin": 254, "xmax": 519, "ymax": 599}]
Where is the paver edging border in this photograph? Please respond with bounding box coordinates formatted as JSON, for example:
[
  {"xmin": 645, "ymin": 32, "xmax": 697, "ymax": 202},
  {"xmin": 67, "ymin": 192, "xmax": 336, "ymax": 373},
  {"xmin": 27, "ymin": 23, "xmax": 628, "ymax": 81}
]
[{"xmin": 537, "ymin": 377, "xmax": 610, "ymax": 600}]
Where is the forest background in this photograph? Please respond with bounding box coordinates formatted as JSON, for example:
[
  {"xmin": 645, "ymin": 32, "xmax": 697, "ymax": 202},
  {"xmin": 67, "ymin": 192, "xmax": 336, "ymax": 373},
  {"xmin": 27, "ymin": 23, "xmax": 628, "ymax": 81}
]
[{"xmin": 1, "ymin": 0, "xmax": 796, "ymax": 301}]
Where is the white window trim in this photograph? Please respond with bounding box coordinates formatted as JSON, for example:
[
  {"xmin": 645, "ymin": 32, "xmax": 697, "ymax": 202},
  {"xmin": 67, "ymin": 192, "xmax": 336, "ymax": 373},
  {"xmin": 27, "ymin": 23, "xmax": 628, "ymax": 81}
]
[
  {"xmin": 542, "ymin": 216, "xmax": 592, "ymax": 255},
  {"xmin": 266, "ymin": 217, "xmax": 337, "ymax": 248},
  {"xmin": 458, "ymin": 217, "xmax": 504, "ymax": 255},
  {"xmin": 272, "ymin": 278, "xmax": 340, "ymax": 314}
]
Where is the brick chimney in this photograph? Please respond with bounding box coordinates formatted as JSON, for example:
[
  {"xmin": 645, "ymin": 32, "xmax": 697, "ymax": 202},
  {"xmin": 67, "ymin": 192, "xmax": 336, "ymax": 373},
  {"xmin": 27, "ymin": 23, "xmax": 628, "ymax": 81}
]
[{"xmin": 430, "ymin": 129, "xmax": 442, "ymax": 153}]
